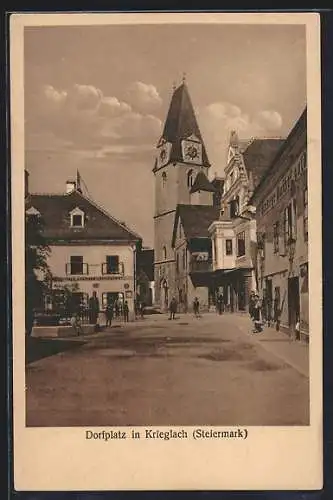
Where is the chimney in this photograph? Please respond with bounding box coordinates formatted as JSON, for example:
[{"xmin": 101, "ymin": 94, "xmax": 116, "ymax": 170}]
[
  {"xmin": 66, "ymin": 179, "xmax": 76, "ymax": 194},
  {"xmin": 24, "ymin": 170, "xmax": 29, "ymax": 198}
]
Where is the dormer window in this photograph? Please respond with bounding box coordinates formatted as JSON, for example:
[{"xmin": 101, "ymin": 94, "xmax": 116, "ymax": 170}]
[
  {"xmin": 70, "ymin": 207, "xmax": 85, "ymax": 228},
  {"xmin": 162, "ymin": 171, "xmax": 167, "ymax": 187}
]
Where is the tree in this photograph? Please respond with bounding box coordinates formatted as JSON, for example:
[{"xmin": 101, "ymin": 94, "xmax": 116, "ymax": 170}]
[{"xmin": 25, "ymin": 212, "xmax": 51, "ymax": 334}]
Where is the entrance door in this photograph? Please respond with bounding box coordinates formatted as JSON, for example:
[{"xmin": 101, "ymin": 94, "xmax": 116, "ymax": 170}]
[{"xmin": 288, "ymin": 277, "xmax": 300, "ymax": 337}]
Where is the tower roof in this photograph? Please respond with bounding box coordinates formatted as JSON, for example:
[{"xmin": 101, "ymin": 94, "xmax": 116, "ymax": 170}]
[
  {"xmin": 160, "ymin": 82, "xmax": 210, "ymax": 167},
  {"xmin": 190, "ymin": 171, "xmax": 217, "ymax": 193}
]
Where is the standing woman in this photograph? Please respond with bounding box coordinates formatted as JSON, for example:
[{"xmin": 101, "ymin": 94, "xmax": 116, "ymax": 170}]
[{"xmin": 252, "ymin": 294, "xmax": 263, "ymax": 333}]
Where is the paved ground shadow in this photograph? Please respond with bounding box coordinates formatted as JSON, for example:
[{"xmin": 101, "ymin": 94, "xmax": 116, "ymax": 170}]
[{"xmin": 26, "ymin": 337, "xmax": 86, "ymax": 364}]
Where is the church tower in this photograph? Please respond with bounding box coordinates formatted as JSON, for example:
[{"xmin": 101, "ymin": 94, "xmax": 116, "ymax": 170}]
[{"xmin": 153, "ymin": 80, "xmax": 211, "ymax": 310}]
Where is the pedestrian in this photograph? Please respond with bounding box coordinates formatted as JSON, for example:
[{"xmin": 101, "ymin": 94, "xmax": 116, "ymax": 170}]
[
  {"xmin": 273, "ymin": 296, "xmax": 280, "ymax": 331},
  {"xmin": 70, "ymin": 313, "xmax": 83, "ymax": 336},
  {"xmin": 168, "ymin": 296, "xmax": 177, "ymax": 320},
  {"xmin": 193, "ymin": 297, "xmax": 200, "ymax": 318},
  {"xmin": 123, "ymin": 301, "xmax": 129, "ymax": 322},
  {"xmin": 249, "ymin": 290, "xmax": 256, "ymax": 319},
  {"xmin": 252, "ymin": 294, "xmax": 263, "ymax": 333},
  {"xmin": 217, "ymin": 293, "xmax": 224, "ymax": 315},
  {"xmin": 114, "ymin": 300, "xmax": 119, "ymax": 319},
  {"xmin": 295, "ymin": 314, "xmax": 301, "ymax": 340},
  {"xmin": 105, "ymin": 301, "xmax": 113, "ymax": 327},
  {"xmin": 88, "ymin": 291, "xmax": 100, "ymax": 329},
  {"xmin": 139, "ymin": 301, "xmax": 145, "ymax": 319}
]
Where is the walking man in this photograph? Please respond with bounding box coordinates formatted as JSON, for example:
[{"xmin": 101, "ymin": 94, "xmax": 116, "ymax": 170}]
[
  {"xmin": 193, "ymin": 297, "xmax": 200, "ymax": 318},
  {"xmin": 168, "ymin": 296, "xmax": 177, "ymax": 320},
  {"xmin": 123, "ymin": 301, "xmax": 129, "ymax": 322},
  {"xmin": 105, "ymin": 301, "xmax": 113, "ymax": 327},
  {"xmin": 88, "ymin": 291, "xmax": 100, "ymax": 328},
  {"xmin": 217, "ymin": 293, "xmax": 224, "ymax": 315}
]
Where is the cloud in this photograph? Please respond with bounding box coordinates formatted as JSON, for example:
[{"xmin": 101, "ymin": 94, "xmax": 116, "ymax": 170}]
[
  {"xmin": 99, "ymin": 96, "xmax": 132, "ymax": 117},
  {"xmin": 126, "ymin": 81, "xmax": 162, "ymax": 113},
  {"xmin": 200, "ymin": 101, "xmax": 283, "ymax": 175},
  {"xmin": 253, "ymin": 110, "xmax": 283, "ymax": 131},
  {"xmin": 26, "ymin": 82, "xmax": 162, "ymax": 155}
]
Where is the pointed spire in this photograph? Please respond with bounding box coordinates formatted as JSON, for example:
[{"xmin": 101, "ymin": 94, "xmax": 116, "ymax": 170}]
[{"xmin": 160, "ymin": 80, "xmax": 210, "ymax": 167}]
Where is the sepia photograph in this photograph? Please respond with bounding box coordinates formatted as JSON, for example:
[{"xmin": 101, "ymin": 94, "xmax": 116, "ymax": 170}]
[{"xmin": 11, "ymin": 12, "xmax": 322, "ymax": 491}]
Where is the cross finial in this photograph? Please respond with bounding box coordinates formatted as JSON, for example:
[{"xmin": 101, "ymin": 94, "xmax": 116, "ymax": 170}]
[
  {"xmin": 182, "ymin": 72, "xmax": 186, "ymax": 84},
  {"xmin": 172, "ymin": 81, "xmax": 176, "ymax": 91}
]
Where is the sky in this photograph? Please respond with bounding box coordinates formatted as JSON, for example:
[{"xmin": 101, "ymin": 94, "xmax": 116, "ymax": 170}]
[{"xmin": 24, "ymin": 23, "xmax": 306, "ymax": 247}]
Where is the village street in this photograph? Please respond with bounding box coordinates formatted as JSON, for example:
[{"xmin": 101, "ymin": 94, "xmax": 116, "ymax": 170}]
[{"xmin": 26, "ymin": 312, "xmax": 309, "ymax": 427}]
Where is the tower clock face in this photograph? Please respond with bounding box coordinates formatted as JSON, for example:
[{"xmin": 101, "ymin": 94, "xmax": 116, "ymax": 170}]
[
  {"xmin": 185, "ymin": 144, "xmax": 199, "ymax": 160},
  {"xmin": 182, "ymin": 139, "xmax": 203, "ymax": 164}
]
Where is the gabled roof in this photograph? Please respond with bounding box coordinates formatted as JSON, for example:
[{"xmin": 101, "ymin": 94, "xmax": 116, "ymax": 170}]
[
  {"xmin": 190, "ymin": 171, "xmax": 217, "ymax": 194},
  {"xmin": 25, "ymin": 190, "xmax": 142, "ymax": 243},
  {"xmin": 250, "ymin": 108, "xmax": 307, "ymax": 202},
  {"xmin": 172, "ymin": 204, "xmax": 220, "ymax": 247},
  {"xmin": 160, "ymin": 83, "xmax": 210, "ymax": 167},
  {"xmin": 242, "ymin": 138, "xmax": 285, "ymax": 190}
]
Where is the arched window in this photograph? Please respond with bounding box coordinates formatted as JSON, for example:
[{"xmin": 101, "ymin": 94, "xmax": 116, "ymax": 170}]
[
  {"xmin": 187, "ymin": 169, "xmax": 194, "ymax": 188},
  {"xmin": 162, "ymin": 246, "xmax": 167, "ymax": 261},
  {"xmin": 162, "ymin": 171, "xmax": 167, "ymax": 187}
]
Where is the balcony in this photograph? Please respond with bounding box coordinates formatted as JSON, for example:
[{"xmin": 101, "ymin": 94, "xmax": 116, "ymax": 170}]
[
  {"xmin": 189, "ymin": 259, "xmax": 213, "ymax": 273},
  {"xmin": 101, "ymin": 262, "xmax": 125, "ymax": 275},
  {"xmin": 65, "ymin": 263, "xmax": 89, "ymax": 276}
]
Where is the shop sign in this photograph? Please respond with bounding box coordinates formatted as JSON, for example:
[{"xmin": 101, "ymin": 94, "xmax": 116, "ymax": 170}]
[{"xmin": 260, "ymin": 151, "xmax": 307, "ymax": 216}]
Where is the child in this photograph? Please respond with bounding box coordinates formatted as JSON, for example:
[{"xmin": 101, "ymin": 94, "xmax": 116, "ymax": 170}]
[{"xmin": 70, "ymin": 314, "xmax": 83, "ymax": 336}]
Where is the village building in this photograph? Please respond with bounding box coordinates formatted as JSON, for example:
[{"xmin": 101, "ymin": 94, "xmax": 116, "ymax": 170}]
[
  {"xmin": 136, "ymin": 248, "xmax": 155, "ymax": 307},
  {"xmin": 25, "ymin": 176, "xmax": 142, "ymax": 321},
  {"xmin": 153, "ymin": 79, "xmax": 220, "ymax": 312},
  {"xmin": 250, "ymin": 108, "xmax": 308, "ymax": 340},
  {"xmin": 208, "ymin": 133, "xmax": 285, "ymax": 312}
]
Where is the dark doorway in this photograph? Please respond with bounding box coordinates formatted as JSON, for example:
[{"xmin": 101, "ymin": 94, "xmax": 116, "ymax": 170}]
[
  {"xmin": 288, "ymin": 277, "xmax": 300, "ymax": 337},
  {"xmin": 238, "ymin": 280, "xmax": 246, "ymax": 311}
]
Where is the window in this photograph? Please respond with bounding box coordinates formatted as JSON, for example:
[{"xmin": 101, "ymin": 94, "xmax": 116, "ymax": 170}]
[
  {"xmin": 162, "ymin": 171, "xmax": 167, "ymax": 187},
  {"xmin": 230, "ymin": 197, "xmax": 239, "ymax": 218},
  {"xmin": 105, "ymin": 255, "xmax": 119, "ymax": 274},
  {"xmin": 70, "ymin": 207, "xmax": 84, "ymax": 228},
  {"xmin": 230, "ymin": 171, "xmax": 234, "ymax": 185},
  {"xmin": 187, "ymin": 169, "xmax": 194, "ymax": 188},
  {"xmin": 176, "ymin": 253, "xmax": 179, "ymax": 272},
  {"xmin": 72, "ymin": 214, "xmax": 83, "ymax": 227},
  {"xmin": 284, "ymin": 199, "xmax": 297, "ymax": 248},
  {"xmin": 226, "ymin": 239, "xmax": 233, "ymax": 256},
  {"xmin": 69, "ymin": 255, "xmax": 84, "ymax": 275},
  {"xmin": 273, "ymin": 222, "xmax": 280, "ymax": 253},
  {"xmin": 237, "ymin": 231, "xmax": 245, "ymax": 257},
  {"xmin": 162, "ymin": 246, "xmax": 167, "ymax": 261},
  {"xmin": 182, "ymin": 249, "xmax": 187, "ymax": 270},
  {"xmin": 303, "ymin": 186, "xmax": 308, "ymax": 241},
  {"xmin": 179, "ymin": 223, "xmax": 182, "ymax": 239}
]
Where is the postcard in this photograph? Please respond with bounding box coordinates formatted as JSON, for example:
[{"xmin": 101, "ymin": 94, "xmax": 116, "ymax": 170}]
[{"xmin": 11, "ymin": 11, "xmax": 322, "ymax": 491}]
